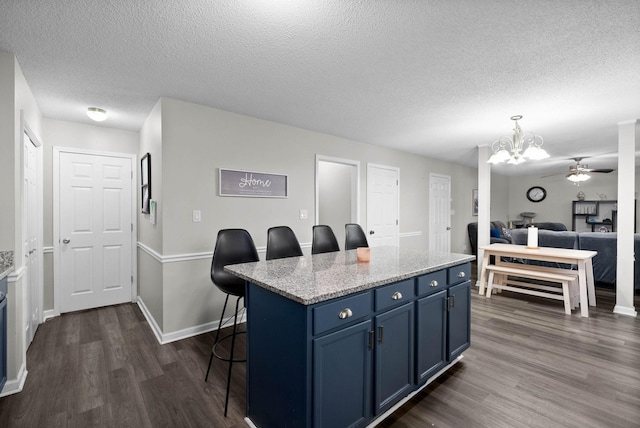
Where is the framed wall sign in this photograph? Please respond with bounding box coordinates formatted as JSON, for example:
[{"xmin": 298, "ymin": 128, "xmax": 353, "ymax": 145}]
[
  {"xmin": 219, "ymin": 168, "xmax": 288, "ymax": 198},
  {"xmin": 141, "ymin": 153, "xmax": 151, "ymax": 213}
]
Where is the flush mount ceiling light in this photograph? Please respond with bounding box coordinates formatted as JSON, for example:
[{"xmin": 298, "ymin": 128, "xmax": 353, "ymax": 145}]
[
  {"xmin": 87, "ymin": 107, "xmax": 108, "ymax": 122},
  {"xmin": 487, "ymin": 115, "xmax": 549, "ymax": 165}
]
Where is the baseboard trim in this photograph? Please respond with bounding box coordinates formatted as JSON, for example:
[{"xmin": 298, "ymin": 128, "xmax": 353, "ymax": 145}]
[
  {"xmin": 136, "ymin": 296, "xmax": 165, "ymax": 344},
  {"xmin": 613, "ymin": 305, "xmax": 638, "ymax": 317},
  {"xmin": 0, "ymin": 363, "xmax": 28, "ymax": 398},
  {"xmin": 43, "ymin": 309, "xmax": 56, "ymax": 321},
  {"xmin": 136, "ymin": 296, "xmax": 247, "ymax": 345}
]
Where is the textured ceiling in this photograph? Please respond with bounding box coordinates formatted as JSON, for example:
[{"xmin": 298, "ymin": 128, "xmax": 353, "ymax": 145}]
[{"xmin": 1, "ymin": 0, "xmax": 639, "ymax": 176}]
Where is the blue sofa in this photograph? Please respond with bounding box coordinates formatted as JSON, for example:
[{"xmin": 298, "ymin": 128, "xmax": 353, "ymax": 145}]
[
  {"xmin": 467, "ymin": 221, "xmax": 568, "ymax": 256},
  {"xmin": 509, "ymin": 229, "xmax": 640, "ymax": 290}
]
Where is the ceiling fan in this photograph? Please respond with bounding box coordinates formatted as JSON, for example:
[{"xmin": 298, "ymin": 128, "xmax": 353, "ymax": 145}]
[{"xmin": 542, "ymin": 157, "xmax": 615, "ymax": 182}]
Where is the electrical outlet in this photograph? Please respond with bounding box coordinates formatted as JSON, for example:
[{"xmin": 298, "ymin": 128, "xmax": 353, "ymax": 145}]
[{"xmin": 192, "ymin": 210, "xmax": 201, "ymax": 222}]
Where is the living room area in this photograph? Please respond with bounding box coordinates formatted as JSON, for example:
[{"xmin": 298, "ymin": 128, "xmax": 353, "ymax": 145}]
[{"xmin": 470, "ymin": 158, "xmax": 640, "ymax": 313}]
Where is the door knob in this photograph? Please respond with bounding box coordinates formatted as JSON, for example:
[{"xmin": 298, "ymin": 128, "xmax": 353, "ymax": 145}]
[
  {"xmin": 369, "ymin": 230, "xmax": 375, "ymax": 235},
  {"xmin": 446, "ymin": 226, "xmax": 451, "ymax": 230},
  {"xmin": 62, "ymin": 238, "xmax": 71, "ymax": 244}
]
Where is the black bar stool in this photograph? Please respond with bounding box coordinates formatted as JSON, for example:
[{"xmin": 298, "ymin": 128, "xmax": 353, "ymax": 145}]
[
  {"xmin": 345, "ymin": 223, "xmax": 369, "ymax": 250},
  {"xmin": 204, "ymin": 228, "xmax": 259, "ymax": 417},
  {"xmin": 266, "ymin": 226, "xmax": 303, "ymax": 260},
  {"xmin": 312, "ymin": 225, "xmax": 340, "ymax": 254}
]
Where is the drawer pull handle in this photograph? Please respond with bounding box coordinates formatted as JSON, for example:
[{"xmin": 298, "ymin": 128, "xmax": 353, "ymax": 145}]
[
  {"xmin": 338, "ymin": 308, "xmax": 353, "ymax": 319},
  {"xmin": 430, "ymin": 280, "xmax": 438, "ymax": 287},
  {"xmin": 391, "ymin": 291, "xmax": 403, "ymax": 300},
  {"xmin": 458, "ymin": 271, "xmax": 466, "ymax": 278}
]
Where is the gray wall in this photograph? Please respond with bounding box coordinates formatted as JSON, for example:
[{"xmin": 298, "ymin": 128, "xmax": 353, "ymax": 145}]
[
  {"xmin": 139, "ymin": 97, "xmax": 480, "ymax": 335},
  {"xmin": 318, "ymin": 161, "xmax": 353, "ymax": 247},
  {"xmin": 507, "ymin": 170, "xmax": 640, "ymax": 231}
]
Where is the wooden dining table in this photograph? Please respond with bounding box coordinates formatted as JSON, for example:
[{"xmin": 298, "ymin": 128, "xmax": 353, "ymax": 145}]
[{"xmin": 478, "ymin": 243, "xmax": 598, "ymax": 317}]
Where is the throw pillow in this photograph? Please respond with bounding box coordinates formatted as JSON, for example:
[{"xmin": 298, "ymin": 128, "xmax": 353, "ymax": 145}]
[
  {"xmin": 502, "ymin": 227, "xmax": 512, "ymax": 239},
  {"xmin": 490, "ymin": 228, "xmax": 501, "ymax": 238}
]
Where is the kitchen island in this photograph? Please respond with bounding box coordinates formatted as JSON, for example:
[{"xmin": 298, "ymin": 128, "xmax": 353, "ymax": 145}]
[{"xmin": 226, "ymin": 246, "xmax": 474, "ymax": 428}]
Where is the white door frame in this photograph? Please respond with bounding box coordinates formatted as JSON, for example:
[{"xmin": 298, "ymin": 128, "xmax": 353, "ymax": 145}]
[
  {"xmin": 21, "ymin": 114, "xmax": 43, "ymax": 345},
  {"xmin": 366, "ymin": 163, "xmax": 400, "ymax": 247},
  {"xmin": 53, "ymin": 147, "xmax": 138, "ymax": 317},
  {"xmin": 315, "ymin": 155, "xmax": 361, "ymax": 224}
]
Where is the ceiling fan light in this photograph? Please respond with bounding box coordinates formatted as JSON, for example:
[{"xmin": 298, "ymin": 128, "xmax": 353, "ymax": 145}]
[
  {"xmin": 567, "ymin": 173, "xmax": 590, "ymax": 183},
  {"xmin": 87, "ymin": 107, "xmax": 108, "ymax": 122}
]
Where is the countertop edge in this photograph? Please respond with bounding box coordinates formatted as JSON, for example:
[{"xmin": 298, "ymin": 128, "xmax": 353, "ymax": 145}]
[{"xmin": 228, "ymin": 253, "xmax": 475, "ymax": 305}]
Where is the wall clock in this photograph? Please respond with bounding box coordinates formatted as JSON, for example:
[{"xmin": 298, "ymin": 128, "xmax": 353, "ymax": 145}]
[{"xmin": 526, "ymin": 186, "xmax": 546, "ymax": 202}]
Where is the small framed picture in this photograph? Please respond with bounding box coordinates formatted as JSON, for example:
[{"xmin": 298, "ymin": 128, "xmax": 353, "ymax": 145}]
[
  {"xmin": 141, "ymin": 153, "xmax": 151, "ymax": 213},
  {"xmin": 472, "ymin": 189, "xmax": 478, "ymax": 216}
]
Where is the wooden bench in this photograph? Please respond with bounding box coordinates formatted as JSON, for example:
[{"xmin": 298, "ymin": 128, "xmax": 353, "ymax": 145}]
[{"xmin": 485, "ymin": 264, "xmax": 579, "ymax": 314}]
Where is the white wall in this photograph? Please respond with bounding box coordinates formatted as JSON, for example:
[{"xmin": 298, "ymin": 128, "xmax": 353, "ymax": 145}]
[{"xmin": 138, "ymin": 99, "xmax": 163, "ymax": 328}]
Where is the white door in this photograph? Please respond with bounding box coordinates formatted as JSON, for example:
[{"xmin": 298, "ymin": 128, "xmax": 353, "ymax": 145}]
[
  {"xmin": 367, "ymin": 164, "xmax": 399, "ymax": 246},
  {"xmin": 24, "ymin": 132, "xmax": 41, "ymax": 346},
  {"xmin": 429, "ymin": 174, "xmax": 451, "ymax": 253},
  {"xmin": 58, "ymin": 151, "xmax": 133, "ymax": 313}
]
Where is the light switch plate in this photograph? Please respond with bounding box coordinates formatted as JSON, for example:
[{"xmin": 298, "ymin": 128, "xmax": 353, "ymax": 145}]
[
  {"xmin": 193, "ymin": 210, "xmax": 201, "ymax": 222},
  {"xmin": 299, "ymin": 209, "xmax": 308, "ymax": 220}
]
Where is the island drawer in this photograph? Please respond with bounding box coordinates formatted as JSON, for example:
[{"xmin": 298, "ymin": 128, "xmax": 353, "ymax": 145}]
[
  {"xmin": 416, "ymin": 270, "xmax": 447, "ymax": 296},
  {"xmin": 375, "ymin": 278, "xmax": 415, "ymax": 311},
  {"xmin": 448, "ymin": 263, "xmax": 471, "ymax": 285},
  {"xmin": 313, "ymin": 291, "xmax": 373, "ymax": 336}
]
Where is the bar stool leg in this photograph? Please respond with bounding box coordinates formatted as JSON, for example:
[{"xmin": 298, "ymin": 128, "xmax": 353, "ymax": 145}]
[
  {"xmin": 223, "ymin": 296, "xmax": 242, "ymax": 417},
  {"xmin": 205, "ymin": 293, "xmax": 230, "ymax": 382}
]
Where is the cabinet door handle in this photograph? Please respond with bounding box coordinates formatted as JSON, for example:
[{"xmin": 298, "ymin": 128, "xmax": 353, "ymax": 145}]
[
  {"xmin": 378, "ymin": 325, "xmax": 384, "ymax": 344},
  {"xmin": 338, "ymin": 308, "xmax": 353, "ymax": 319},
  {"xmin": 391, "ymin": 291, "xmax": 402, "ymax": 300},
  {"xmin": 369, "ymin": 330, "xmax": 374, "ymax": 350},
  {"xmin": 457, "ymin": 271, "xmax": 466, "ymax": 278},
  {"xmin": 430, "ymin": 280, "xmax": 438, "ymax": 287},
  {"xmin": 447, "ymin": 295, "xmax": 455, "ymax": 310}
]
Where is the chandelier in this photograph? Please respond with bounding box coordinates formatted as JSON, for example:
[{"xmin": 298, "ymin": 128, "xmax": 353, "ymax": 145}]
[{"xmin": 487, "ymin": 115, "xmax": 549, "ymax": 165}]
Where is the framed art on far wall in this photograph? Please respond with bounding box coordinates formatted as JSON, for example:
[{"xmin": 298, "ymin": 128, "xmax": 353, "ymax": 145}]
[
  {"xmin": 141, "ymin": 153, "xmax": 151, "ymax": 213},
  {"xmin": 472, "ymin": 189, "xmax": 478, "ymax": 216}
]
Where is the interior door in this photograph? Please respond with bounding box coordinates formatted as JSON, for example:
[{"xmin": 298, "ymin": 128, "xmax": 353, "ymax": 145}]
[
  {"xmin": 429, "ymin": 173, "xmax": 451, "ymax": 253},
  {"xmin": 24, "ymin": 132, "xmax": 40, "ymax": 346},
  {"xmin": 58, "ymin": 151, "xmax": 133, "ymax": 313},
  {"xmin": 366, "ymin": 164, "xmax": 399, "ymax": 246}
]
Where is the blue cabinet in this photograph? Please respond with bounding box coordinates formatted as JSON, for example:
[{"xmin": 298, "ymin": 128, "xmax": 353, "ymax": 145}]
[
  {"xmin": 374, "ymin": 302, "xmax": 414, "ymax": 415},
  {"xmin": 313, "ymin": 319, "xmax": 373, "ymax": 428},
  {"xmin": 447, "ymin": 281, "xmax": 471, "ymax": 360},
  {"xmin": 415, "ymin": 290, "xmax": 447, "ymax": 384},
  {"xmin": 245, "ymin": 261, "xmax": 471, "ymax": 428},
  {"xmin": 415, "ymin": 263, "xmax": 471, "ymax": 386},
  {"xmin": 0, "ymin": 276, "xmax": 7, "ymax": 393}
]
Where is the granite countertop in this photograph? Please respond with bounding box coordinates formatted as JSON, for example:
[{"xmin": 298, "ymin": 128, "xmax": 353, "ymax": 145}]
[
  {"xmin": 0, "ymin": 251, "xmax": 14, "ymax": 280},
  {"xmin": 225, "ymin": 246, "xmax": 475, "ymax": 305}
]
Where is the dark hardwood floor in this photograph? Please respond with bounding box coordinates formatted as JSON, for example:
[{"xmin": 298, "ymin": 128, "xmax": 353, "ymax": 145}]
[{"xmin": 1, "ymin": 281, "xmax": 638, "ymax": 427}]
